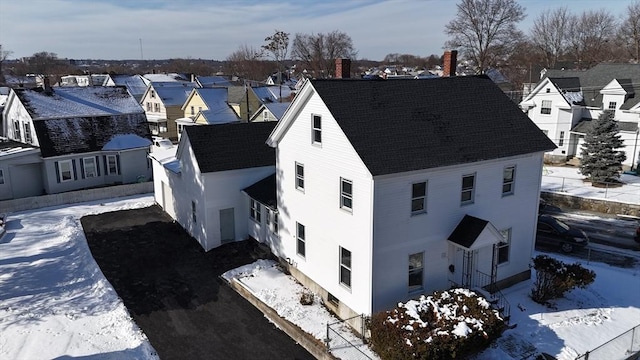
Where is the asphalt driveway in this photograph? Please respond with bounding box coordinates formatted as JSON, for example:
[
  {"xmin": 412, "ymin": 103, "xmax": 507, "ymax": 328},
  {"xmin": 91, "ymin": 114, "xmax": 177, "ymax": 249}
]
[{"xmin": 81, "ymin": 205, "xmax": 314, "ymax": 360}]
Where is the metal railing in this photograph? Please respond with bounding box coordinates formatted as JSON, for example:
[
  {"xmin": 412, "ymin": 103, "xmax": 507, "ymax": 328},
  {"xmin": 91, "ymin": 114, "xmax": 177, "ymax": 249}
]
[
  {"xmin": 325, "ymin": 314, "xmax": 373, "ymax": 360},
  {"xmin": 575, "ymin": 323, "xmax": 640, "ymax": 360},
  {"xmin": 474, "ymin": 270, "xmax": 511, "ymax": 324}
]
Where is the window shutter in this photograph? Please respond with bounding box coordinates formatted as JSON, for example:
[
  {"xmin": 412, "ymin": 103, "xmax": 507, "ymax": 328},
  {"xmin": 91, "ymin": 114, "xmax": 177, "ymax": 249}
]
[
  {"xmin": 95, "ymin": 156, "xmax": 101, "ymax": 176},
  {"xmin": 103, "ymin": 155, "xmax": 107, "ymax": 175},
  {"xmin": 72, "ymin": 159, "xmax": 78, "ymax": 180},
  {"xmin": 80, "ymin": 159, "xmax": 85, "ymax": 179},
  {"xmin": 54, "ymin": 161, "xmax": 60, "ymax": 183},
  {"xmin": 116, "ymin": 155, "xmax": 121, "ymax": 175}
]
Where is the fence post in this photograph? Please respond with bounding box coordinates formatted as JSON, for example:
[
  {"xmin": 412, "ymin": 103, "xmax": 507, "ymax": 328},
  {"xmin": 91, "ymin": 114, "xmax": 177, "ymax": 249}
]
[
  {"xmin": 605, "ymin": 183, "xmax": 609, "ymax": 198},
  {"xmin": 584, "ymin": 350, "xmax": 589, "ymax": 360},
  {"xmin": 562, "ymin": 177, "xmax": 565, "ymax": 192},
  {"xmin": 326, "ymin": 323, "xmax": 330, "ymax": 349},
  {"xmin": 631, "ymin": 326, "xmax": 636, "ymax": 354}
]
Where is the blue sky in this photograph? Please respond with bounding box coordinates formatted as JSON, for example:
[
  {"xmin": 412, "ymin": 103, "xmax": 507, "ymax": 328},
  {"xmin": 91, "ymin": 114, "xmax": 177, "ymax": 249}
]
[{"xmin": 0, "ymin": 0, "xmax": 633, "ymax": 61}]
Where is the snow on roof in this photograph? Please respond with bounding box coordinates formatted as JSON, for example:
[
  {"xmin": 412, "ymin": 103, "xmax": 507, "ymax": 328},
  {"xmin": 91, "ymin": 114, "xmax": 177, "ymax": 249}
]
[
  {"xmin": 17, "ymin": 86, "xmax": 143, "ymax": 119},
  {"xmin": 154, "ymin": 85, "xmax": 196, "ymax": 106},
  {"xmin": 193, "ymin": 88, "xmax": 239, "ymax": 123},
  {"xmin": 143, "ymin": 73, "xmax": 189, "ymax": 83},
  {"xmin": 102, "ymin": 134, "xmax": 152, "ymax": 151},
  {"xmin": 264, "ymin": 102, "xmax": 290, "ymax": 119},
  {"xmin": 148, "ymin": 146, "xmax": 180, "ymax": 173},
  {"xmin": 252, "ymin": 87, "xmax": 278, "ymax": 103}
]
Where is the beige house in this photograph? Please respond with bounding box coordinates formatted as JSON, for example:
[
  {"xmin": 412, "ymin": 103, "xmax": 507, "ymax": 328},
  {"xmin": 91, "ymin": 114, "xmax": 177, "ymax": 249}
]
[{"xmin": 140, "ymin": 82, "xmax": 197, "ymax": 140}]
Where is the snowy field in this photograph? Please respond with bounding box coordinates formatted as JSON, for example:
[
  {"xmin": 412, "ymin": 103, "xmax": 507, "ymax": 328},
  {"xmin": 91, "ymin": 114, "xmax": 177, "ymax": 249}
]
[{"xmin": 0, "ymin": 195, "xmax": 158, "ymax": 360}]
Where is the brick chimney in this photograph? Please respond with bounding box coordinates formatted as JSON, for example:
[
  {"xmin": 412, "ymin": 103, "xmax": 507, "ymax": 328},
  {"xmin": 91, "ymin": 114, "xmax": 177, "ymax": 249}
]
[
  {"xmin": 443, "ymin": 50, "xmax": 457, "ymax": 77},
  {"xmin": 335, "ymin": 58, "xmax": 351, "ymax": 79}
]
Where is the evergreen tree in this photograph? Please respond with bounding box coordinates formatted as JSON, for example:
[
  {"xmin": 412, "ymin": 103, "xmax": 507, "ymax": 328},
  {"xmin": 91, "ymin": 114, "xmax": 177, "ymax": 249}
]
[{"xmin": 579, "ymin": 110, "xmax": 626, "ymax": 184}]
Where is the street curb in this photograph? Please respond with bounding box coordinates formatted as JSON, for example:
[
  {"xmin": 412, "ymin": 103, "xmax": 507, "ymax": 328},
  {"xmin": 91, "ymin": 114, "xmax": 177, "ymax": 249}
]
[{"xmin": 223, "ymin": 276, "xmax": 337, "ymax": 360}]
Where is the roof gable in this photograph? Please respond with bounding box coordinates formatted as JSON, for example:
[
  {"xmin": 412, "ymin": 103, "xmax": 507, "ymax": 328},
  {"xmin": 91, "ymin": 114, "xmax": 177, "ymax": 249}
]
[
  {"xmin": 183, "ymin": 122, "xmax": 276, "ymax": 173},
  {"xmin": 303, "ymin": 77, "xmax": 556, "ymax": 176}
]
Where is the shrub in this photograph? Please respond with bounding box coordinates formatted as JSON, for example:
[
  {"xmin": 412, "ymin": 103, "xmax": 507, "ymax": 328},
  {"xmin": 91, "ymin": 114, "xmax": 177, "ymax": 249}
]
[
  {"xmin": 299, "ymin": 290, "xmax": 314, "ymax": 305},
  {"xmin": 369, "ymin": 288, "xmax": 505, "ymax": 360},
  {"xmin": 531, "ymin": 255, "xmax": 596, "ymax": 304}
]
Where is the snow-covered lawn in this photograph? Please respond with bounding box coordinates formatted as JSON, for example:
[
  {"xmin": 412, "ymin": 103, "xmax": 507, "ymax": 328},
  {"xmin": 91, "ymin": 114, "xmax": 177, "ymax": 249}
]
[
  {"xmin": 0, "ymin": 195, "xmax": 158, "ymax": 360},
  {"xmin": 224, "ymin": 253, "xmax": 640, "ymax": 360}
]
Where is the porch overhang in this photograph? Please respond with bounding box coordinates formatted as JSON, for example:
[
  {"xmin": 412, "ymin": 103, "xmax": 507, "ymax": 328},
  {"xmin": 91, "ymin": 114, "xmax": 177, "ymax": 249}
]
[{"xmin": 447, "ymin": 215, "xmax": 503, "ymax": 251}]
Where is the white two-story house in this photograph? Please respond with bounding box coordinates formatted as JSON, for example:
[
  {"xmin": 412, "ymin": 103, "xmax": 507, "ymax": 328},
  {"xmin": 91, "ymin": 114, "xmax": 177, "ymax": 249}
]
[
  {"xmin": 265, "ymin": 76, "xmax": 556, "ymax": 322},
  {"xmin": 520, "ymin": 63, "xmax": 640, "ymax": 166}
]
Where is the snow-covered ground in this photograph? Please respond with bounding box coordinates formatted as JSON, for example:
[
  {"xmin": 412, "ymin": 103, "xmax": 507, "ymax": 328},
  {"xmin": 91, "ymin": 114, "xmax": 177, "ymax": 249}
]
[
  {"xmin": 1, "ymin": 166, "xmax": 639, "ymax": 360},
  {"xmin": 0, "ymin": 195, "xmax": 159, "ymax": 360},
  {"xmin": 542, "ymin": 165, "xmax": 640, "ymax": 204}
]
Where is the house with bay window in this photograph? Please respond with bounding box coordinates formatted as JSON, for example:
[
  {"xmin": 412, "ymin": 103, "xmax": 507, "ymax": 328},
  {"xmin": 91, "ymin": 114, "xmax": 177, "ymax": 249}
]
[
  {"xmin": 1, "ymin": 84, "xmax": 152, "ymax": 197},
  {"xmin": 265, "ymin": 75, "xmax": 555, "ymax": 322}
]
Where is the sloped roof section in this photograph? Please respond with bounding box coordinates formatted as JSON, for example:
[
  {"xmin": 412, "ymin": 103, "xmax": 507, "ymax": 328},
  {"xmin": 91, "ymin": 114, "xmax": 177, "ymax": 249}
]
[
  {"xmin": 33, "ymin": 113, "xmax": 152, "ymax": 157},
  {"xmin": 572, "ymin": 119, "xmax": 638, "ymax": 134},
  {"xmin": 194, "ymin": 88, "xmax": 239, "ymax": 124},
  {"xmin": 310, "ymin": 76, "xmax": 556, "ymax": 176},
  {"xmin": 185, "ymin": 122, "xmax": 276, "ymax": 173},
  {"xmin": 16, "ymin": 86, "xmax": 143, "ymax": 119},
  {"xmin": 155, "ymin": 85, "xmax": 196, "ymax": 106},
  {"xmin": 448, "ymin": 215, "xmax": 503, "ymax": 251},
  {"xmin": 243, "ymin": 173, "xmax": 277, "ymax": 209}
]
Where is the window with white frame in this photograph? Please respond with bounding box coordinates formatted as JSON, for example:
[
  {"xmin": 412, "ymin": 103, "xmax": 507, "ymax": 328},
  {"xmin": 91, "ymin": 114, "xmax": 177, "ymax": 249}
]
[
  {"xmin": 190, "ymin": 106, "xmax": 195, "ymax": 116},
  {"xmin": 58, "ymin": 160, "xmax": 73, "ymax": 182},
  {"xmin": 250, "ymin": 199, "xmax": 261, "ymax": 222},
  {"xmin": 411, "ymin": 181, "xmax": 427, "ymax": 214},
  {"xmin": 0, "ymin": 169, "xmax": 4, "ymax": 185},
  {"xmin": 83, "ymin": 157, "xmax": 97, "ymax": 178},
  {"xmin": 340, "ymin": 178, "xmax": 353, "ymax": 211},
  {"xmin": 408, "ymin": 252, "xmax": 424, "ymax": 291},
  {"xmin": 312, "ymin": 115, "xmax": 322, "ymax": 144},
  {"xmin": 13, "ymin": 121, "xmax": 21, "ymax": 141},
  {"xmin": 461, "ymin": 174, "xmax": 475, "ymax": 204},
  {"xmin": 295, "ymin": 162, "xmax": 304, "ymax": 190},
  {"xmin": 151, "ymin": 90, "xmax": 156, "ymax": 98},
  {"xmin": 559, "ymin": 131, "xmax": 565, "ymax": 146},
  {"xmin": 23, "ymin": 123, "xmax": 32, "ymax": 143},
  {"xmin": 608, "ymin": 101, "xmax": 617, "ymax": 110},
  {"xmin": 154, "ymin": 103, "xmax": 160, "ymax": 112},
  {"xmin": 296, "ymin": 222, "xmax": 305, "ymax": 257},
  {"xmin": 498, "ymin": 228, "xmax": 511, "ymax": 264},
  {"xmin": 502, "ymin": 166, "xmax": 515, "ymax": 196},
  {"xmin": 107, "ymin": 155, "xmax": 118, "ymax": 175},
  {"xmin": 272, "ymin": 211, "xmax": 279, "ymax": 234},
  {"xmin": 339, "ymin": 247, "xmax": 351, "ymax": 288},
  {"xmin": 146, "ymin": 102, "xmax": 151, "ymax": 111},
  {"xmin": 191, "ymin": 201, "xmax": 197, "ymax": 223},
  {"xmin": 541, "ymin": 100, "xmax": 552, "ymax": 114},
  {"xmin": 263, "ymin": 111, "xmax": 269, "ymax": 121}
]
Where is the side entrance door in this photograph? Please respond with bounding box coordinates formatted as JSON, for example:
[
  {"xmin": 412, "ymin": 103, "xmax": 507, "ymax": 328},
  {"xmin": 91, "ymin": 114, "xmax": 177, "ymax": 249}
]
[{"xmin": 220, "ymin": 208, "xmax": 235, "ymax": 243}]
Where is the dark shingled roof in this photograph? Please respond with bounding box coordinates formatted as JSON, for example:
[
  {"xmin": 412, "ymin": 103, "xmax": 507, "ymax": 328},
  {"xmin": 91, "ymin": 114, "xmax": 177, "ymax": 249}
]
[
  {"xmin": 33, "ymin": 113, "xmax": 152, "ymax": 158},
  {"xmin": 448, "ymin": 215, "xmax": 489, "ymax": 249},
  {"xmin": 310, "ymin": 76, "xmax": 556, "ymax": 176},
  {"xmin": 243, "ymin": 173, "xmax": 277, "ymax": 209},
  {"xmin": 185, "ymin": 122, "xmax": 276, "ymax": 173},
  {"xmin": 549, "ymin": 77, "xmax": 581, "ymax": 92},
  {"xmin": 572, "ymin": 119, "xmax": 638, "ymax": 134}
]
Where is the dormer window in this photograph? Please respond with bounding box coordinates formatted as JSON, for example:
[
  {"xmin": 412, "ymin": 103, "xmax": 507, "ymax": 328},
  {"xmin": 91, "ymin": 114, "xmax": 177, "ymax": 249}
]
[
  {"xmin": 312, "ymin": 115, "xmax": 322, "ymax": 144},
  {"xmin": 608, "ymin": 101, "xmax": 617, "ymax": 110}
]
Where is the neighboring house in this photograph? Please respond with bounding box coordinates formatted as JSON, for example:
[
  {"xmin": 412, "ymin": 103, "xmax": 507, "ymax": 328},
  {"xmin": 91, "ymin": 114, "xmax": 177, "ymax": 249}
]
[
  {"xmin": 151, "ymin": 122, "xmax": 276, "ymax": 251},
  {"xmin": 181, "ymin": 88, "xmax": 239, "ymax": 126},
  {"xmin": 140, "ymin": 81, "xmax": 198, "ymax": 140},
  {"xmin": 108, "ymin": 74, "xmax": 149, "ymax": 102},
  {"xmin": 0, "ymin": 138, "xmax": 43, "ymax": 200},
  {"xmin": 264, "ymin": 76, "xmax": 555, "ymax": 322},
  {"xmin": 520, "ymin": 63, "xmax": 640, "ymax": 166},
  {"xmin": 60, "ymin": 74, "xmax": 110, "ymax": 87},
  {"xmin": 196, "ymin": 75, "xmax": 234, "ymax": 88},
  {"xmin": 249, "ymin": 102, "xmax": 291, "ymax": 122},
  {"xmin": 1, "ymin": 84, "xmax": 152, "ymax": 195}
]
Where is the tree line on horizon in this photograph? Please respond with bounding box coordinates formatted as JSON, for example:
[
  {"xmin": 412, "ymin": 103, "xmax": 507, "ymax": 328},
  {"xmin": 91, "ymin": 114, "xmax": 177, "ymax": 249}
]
[{"xmin": 1, "ymin": 0, "xmax": 639, "ymax": 89}]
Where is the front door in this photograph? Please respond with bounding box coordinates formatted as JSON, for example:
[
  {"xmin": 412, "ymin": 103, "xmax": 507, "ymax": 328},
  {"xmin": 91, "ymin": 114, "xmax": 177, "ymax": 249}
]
[{"xmin": 220, "ymin": 208, "xmax": 235, "ymax": 243}]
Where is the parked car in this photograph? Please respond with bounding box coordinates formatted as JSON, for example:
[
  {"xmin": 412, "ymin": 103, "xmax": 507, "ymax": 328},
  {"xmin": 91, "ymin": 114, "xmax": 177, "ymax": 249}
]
[
  {"xmin": 152, "ymin": 136, "xmax": 174, "ymax": 150},
  {"xmin": 536, "ymin": 215, "xmax": 589, "ymax": 253}
]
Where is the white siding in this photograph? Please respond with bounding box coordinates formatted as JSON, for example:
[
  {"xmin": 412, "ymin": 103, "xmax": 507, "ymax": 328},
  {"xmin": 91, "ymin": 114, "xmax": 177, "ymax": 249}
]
[
  {"xmin": 371, "ymin": 153, "xmax": 544, "ymax": 312},
  {"xmin": 275, "ymin": 90, "xmax": 375, "ymax": 315}
]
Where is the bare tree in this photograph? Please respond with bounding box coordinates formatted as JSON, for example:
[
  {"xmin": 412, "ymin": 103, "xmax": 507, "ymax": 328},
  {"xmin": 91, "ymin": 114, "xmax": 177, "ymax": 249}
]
[
  {"xmin": 566, "ymin": 9, "xmax": 617, "ymax": 68},
  {"xmin": 291, "ymin": 30, "xmax": 357, "ymax": 78},
  {"xmin": 224, "ymin": 44, "xmax": 267, "ymax": 80},
  {"xmin": 616, "ymin": 1, "xmax": 640, "ymax": 62},
  {"xmin": 0, "ymin": 44, "xmax": 13, "ymax": 84},
  {"xmin": 530, "ymin": 7, "xmax": 570, "ymax": 68},
  {"xmin": 444, "ymin": 0, "xmax": 526, "ymax": 74},
  {"xmin": 262, "ymin": 30, "xmax": 289, "ymax": 96}
]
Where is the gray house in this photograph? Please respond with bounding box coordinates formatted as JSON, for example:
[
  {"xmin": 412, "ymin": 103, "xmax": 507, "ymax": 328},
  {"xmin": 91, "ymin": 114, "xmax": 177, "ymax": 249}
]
[{"xmin": 1, "ymin": 84, "xmax": 152, "ymax": 197}]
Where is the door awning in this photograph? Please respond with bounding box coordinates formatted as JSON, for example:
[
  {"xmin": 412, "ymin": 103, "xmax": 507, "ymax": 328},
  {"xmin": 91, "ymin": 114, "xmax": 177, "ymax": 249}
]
[{"xmin": 448, "ymin": 214, "xmax": 503, "ymax": 251}]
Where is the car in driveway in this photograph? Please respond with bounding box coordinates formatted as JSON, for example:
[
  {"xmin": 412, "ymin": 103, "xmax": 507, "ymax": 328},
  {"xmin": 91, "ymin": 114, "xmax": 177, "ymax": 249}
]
[{"xmin": 536, "ymin": 214, "xmax": 589, "ymax": 253}]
